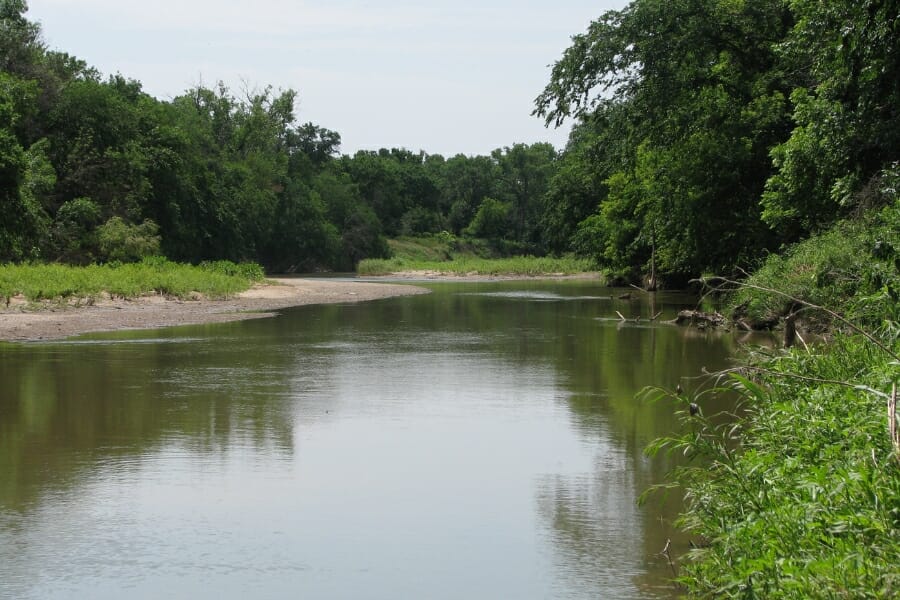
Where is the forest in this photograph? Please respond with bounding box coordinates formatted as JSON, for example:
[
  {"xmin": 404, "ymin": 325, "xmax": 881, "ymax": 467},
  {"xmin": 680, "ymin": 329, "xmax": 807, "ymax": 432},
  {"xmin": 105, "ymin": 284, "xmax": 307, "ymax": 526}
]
[
  {"xmin": 3, "ymin": 0, "xmax": 898, "ymax": 287},
  {"xmin": 0, "ymin": 0, "xmax": 561, "ymax": 273}
]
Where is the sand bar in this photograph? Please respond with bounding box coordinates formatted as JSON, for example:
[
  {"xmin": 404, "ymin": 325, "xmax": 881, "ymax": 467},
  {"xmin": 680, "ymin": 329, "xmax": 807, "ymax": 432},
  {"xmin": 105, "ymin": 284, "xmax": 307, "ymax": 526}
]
[{"xmin": 0, "ymin": 277, "xmax": 429, "ymax": 342}]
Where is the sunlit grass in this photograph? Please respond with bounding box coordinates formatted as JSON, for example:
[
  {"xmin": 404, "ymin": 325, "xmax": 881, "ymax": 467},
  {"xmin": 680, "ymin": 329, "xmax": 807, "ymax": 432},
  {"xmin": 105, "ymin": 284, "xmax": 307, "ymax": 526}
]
[
  {"xmin": 0, "ymin": 259, "xmax": 265, "ymax": 302},
  {"xmin": 357, "ymin": 255, "xmax": 597, "ymax": 276},
  {"xmin": 646, "ymin": 330, "xmax": 900, "ymax": 596},
  {"xmin": 730, "ymin": 200, "xmax": 900, "ymax": 328}
]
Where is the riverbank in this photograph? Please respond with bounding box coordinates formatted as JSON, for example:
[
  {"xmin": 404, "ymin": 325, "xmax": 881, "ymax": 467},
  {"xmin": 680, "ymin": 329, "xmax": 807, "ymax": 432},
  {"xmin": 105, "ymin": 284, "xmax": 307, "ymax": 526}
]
[
  {"xmin": 365, "ymin": 270, "xmax": 602, "ymax": 282},
  {"xmin": 0, "ymin": 278, "xmax": 429, "ymax": 341},
  {"xmin": 357, "ymin": 254, "xmax": 597, "ymax": 278}
]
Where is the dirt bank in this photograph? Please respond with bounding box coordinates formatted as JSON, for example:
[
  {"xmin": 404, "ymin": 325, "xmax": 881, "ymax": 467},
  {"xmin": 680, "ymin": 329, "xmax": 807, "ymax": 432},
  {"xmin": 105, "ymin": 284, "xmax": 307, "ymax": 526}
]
[{"xmin": 0, "ymin": 278, "xmax": 429, "ymax": 342}]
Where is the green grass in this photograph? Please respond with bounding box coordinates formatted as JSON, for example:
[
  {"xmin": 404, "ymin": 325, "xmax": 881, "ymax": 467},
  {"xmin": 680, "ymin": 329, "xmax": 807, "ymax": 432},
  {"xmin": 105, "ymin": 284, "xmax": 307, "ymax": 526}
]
[
  {"xmin": 0, "ymin": 258, "xmax": 265, "ymax": 303},
  {"xmin": 357, "ymin": 255, "xmax": 597, "ymax": 277},
  {"xmin": 386, "ymin": 236, "xmax": 458, "ymax": 262},
  {"xmin": 729, "ymin": 199, "xmax": 900, "ymax": 329},
  {"xmin": 362, "ymin": 234, "xmax": 596, "ymax": 276}
]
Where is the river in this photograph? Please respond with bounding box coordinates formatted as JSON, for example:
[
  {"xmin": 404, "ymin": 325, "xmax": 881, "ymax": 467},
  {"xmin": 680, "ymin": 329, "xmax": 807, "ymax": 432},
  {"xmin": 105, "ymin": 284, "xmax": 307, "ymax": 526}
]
[{"xmin": 0, "ymin": 279, "xmax": 747, "ymax": 599}]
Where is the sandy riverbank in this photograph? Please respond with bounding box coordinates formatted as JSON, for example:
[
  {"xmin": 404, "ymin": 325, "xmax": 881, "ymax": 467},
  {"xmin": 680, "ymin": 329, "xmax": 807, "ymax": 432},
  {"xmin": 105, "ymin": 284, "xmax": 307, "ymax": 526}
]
[
  {"xmin": 0, "ymin": 271, "xmax": 605, "ymax": 341},
  {"xmin": 0, "ymin": 278, "xmax": 430, "ymax": 342}
]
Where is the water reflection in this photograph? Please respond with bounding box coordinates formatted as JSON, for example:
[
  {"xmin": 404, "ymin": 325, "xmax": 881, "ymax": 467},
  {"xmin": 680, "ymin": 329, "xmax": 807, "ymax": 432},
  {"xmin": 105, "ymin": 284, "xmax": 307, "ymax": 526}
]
[{"xmin": 0, "ymin": 281, "xmax": 749, "ymax": 598}]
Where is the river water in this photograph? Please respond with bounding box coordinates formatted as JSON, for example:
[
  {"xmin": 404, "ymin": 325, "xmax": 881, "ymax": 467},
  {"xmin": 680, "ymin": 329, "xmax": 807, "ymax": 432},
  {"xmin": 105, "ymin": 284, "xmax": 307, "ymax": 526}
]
[{"xmin": 0, "ymin": 279, "xmax": 746, "ymax": 599}]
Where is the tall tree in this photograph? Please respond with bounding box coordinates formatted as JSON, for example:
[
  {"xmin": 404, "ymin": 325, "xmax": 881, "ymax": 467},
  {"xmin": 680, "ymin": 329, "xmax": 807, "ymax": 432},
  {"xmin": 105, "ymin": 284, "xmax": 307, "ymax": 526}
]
[
  {"xmin": 536, "ymin": 0, "xmax": 793, "ymax": 282},
  {"xmin": 762, "ymin": 0, "xmax": 900, "ymax": 238},
  {"xmin": 492, "ymin": 143, "xmax": 558, "ymax": 248}
]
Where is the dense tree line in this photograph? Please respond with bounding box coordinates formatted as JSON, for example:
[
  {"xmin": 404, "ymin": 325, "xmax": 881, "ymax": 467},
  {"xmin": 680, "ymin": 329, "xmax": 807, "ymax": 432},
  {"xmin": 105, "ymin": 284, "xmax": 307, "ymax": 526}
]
[
  {"xmin": 0, "ymin": 1, "xmax": 563, "ymax": 271},
  {"xmin": 537, "ymin": 0, "xmax": 899, "ymax": 285},
  {"xmin": 4, "ymin": 1, "xmax": 897, "ymax": 281}
]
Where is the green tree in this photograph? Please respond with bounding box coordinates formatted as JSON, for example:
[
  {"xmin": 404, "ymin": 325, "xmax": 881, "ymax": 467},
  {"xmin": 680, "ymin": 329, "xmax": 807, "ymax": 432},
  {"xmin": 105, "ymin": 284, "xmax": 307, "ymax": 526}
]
[
  {"xmin": 536, "ymin": 0, "xmax": 792, "ymax": 283},
  {"xmin": 440, "ymin": 154, "xmax": 498, "ymax": 234},
  {"xmin": 492, "ymin": 143, "xmax": 558, "ymax": 249},
  {"xmin": 96, "ymin": 216, "xmax": 161, "ymax": 262},
  {"xmin": 50, "ymin": 197, "xmax": 101, "ymax": 262},
  {"xmin": 762, "ymin": 0, "xmax": 900, "ymax": 238},
  {"xmin": 0, "ymin": 70, "xmax": 49, "ymax": 260},
  {"xmin": 0, "ymin": 86, "xmax": 27, "ymax": 259},
  {"xmin": 313, "ymin": 166, "xmax": 389, "ymax": 270},
  {"xmin": 464, "ymin": 197, "xmax": 511, "ymax": 240},
  {"xmin": 0, "ymin": 0, "xmax": 42, "ymax": 78}
]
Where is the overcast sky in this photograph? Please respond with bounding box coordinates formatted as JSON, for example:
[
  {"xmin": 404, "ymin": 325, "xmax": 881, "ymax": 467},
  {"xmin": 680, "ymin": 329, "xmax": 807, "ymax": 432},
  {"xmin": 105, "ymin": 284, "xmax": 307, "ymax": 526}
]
[{"xmin": 26, "ymin": 0, "xmax": 627, "ymax": 156}]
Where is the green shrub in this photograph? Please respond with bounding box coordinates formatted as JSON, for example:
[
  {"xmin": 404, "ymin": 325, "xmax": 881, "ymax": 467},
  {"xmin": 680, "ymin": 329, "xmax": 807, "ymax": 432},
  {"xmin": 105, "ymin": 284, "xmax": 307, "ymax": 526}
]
[
  {"xmin": 645, "ymin": 330, "xmax": 900, "ymax": 597},
  {"xmin": 96, "ymin": 217, "xmax": 162, "ymax": 263},
  {"xmin": 463, "ymin": 197, "xmax": 511, "ymax": 239},
  {"xmin": 199, "ymin": 260, "xmax": 265, "ymax": 282},
  {"xmin": 731, "ymin": 200, "xmax": 900, "ymax": 328}
]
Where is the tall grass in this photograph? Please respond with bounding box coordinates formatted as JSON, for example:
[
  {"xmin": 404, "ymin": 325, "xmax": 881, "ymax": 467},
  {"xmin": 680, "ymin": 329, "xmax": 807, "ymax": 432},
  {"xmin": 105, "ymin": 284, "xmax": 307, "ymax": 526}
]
[
  {"xmin": 730, "ymin": 200, "xmax": 900, "ymax": 328},
  {"xmin": 0, "ymin": 259, "xmax": 265, "ymax": 302},
  {"xmin": 357, "ymin": 255, "xmax": 597, "ymax": 276}
]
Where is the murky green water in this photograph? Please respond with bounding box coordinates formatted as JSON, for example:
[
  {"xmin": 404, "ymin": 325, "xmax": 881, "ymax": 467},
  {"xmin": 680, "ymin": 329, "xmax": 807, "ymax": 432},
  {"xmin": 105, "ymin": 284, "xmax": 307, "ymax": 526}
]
[{"xmin": 0, "ymin": 280, "xmax": 749, "ymax": 599}]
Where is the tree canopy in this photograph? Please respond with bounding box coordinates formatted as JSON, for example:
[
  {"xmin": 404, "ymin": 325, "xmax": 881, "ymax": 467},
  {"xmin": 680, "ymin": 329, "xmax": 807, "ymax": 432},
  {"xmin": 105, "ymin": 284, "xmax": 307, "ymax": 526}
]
[
  {"xmin": 0, "ymin": 1, "xmax": 568, "ymax": 269},
  {"xmin": 536, "ymin": 0, "xmax": 899, "ymax": 284},
  {"xmin": 2, "ymin": 0, "xmax": 897, "ymax": 282}
]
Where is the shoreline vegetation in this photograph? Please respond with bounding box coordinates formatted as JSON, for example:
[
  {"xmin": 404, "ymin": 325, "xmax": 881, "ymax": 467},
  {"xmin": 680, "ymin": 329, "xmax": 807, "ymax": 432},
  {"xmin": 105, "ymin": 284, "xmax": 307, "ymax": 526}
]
[
  {"xmin": 357, "ymin": 235, "xmax": 601, "ymax": 279},
  {"xmin": 0, "ymin": 259, "xmax": 266, "ymax": 303},
  {"xmin": 358, "ymin": 255, "xmax": 597, "ymax": 278},
  {"xmin": 643, "ymin": 202, "xmax": 900, "ymax": 596},
  {"xmin": 0, "ymin": 257, "xmax": 600, "ymax": 342},
  {"xmin": 647, "ymin": 326, "xmax": 899, "ymax": 597},
  {"xmin": 0, "ymin": 259, "xmax": 430, "ymax": 341}
]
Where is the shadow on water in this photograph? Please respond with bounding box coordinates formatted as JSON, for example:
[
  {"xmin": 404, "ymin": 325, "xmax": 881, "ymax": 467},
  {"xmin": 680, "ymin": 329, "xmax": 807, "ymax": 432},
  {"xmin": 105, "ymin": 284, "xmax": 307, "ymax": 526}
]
[{"xmin": 0, "ymin": 280, "xmax": 770, "ymax": 599}]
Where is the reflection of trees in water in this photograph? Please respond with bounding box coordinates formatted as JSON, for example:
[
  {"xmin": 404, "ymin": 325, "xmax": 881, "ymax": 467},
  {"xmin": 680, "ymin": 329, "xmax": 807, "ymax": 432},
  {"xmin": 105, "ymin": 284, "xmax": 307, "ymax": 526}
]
[
  {"xmin": 0, "ymin": 327, "xmax": 298, "ymax": 512},
  {"xmin": 535, "ymin": 446, "xmax": 647, "ymax": 598},
  {"xmin": 520, "ymin": 288, "xmax": 741, "ymax": 597}
]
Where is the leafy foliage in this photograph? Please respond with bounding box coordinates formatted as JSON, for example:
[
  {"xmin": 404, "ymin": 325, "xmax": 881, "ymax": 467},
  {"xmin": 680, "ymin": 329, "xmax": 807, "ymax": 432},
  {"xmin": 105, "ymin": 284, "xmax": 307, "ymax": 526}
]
[
  {"xmin": 536, "ymin": 0, "xmax": 899, "ymax": 285},
  {"xmin": 733, "ymin": 195, "xmax": 900, "ymax": 327},
  {"xmin": 644, "ymin": 331, "xmax": 900, "ymax": 597},
  {"xmin": 762, "ymin": 0, "xmax": 900, "ymax": 239},
  {"xmin": 0, "ymin": 4, "xmax": 573, "ymax": 270}
]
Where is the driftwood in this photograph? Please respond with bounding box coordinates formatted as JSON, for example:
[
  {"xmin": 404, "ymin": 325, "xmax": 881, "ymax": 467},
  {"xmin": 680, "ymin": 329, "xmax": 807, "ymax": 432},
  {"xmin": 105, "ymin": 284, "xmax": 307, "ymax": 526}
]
[
  {"xmin": 615, "ymin": 309, "xmax": 663, "ymax": 323},
  {"xmin": 670, "ymin": 310, "xmax": 727, "ymax": 328}
]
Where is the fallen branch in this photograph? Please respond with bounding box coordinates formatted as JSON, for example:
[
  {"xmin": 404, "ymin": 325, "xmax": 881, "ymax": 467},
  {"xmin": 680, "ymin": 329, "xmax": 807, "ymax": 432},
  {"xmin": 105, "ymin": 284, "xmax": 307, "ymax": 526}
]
[
  {"xmin": 673, "ymin": 310, "xmax": 727, "ymax": 328},
  {"xmin": 694, "ymin": 276, "xmax": 899, "ymax": 362},
  {"xmin": 891, "ymin": 384, "xmax": 899, "ymax": 464},
  {"xmin": 657, "ymin": 538, "xmax": 678, "ymax": 581}
]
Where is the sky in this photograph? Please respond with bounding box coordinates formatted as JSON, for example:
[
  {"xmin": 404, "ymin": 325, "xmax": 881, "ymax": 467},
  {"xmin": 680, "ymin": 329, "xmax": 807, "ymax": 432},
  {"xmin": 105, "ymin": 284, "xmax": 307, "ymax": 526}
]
[{"xmin": 25, "ymin": 0, "xmax": 627, "ymax": 157}]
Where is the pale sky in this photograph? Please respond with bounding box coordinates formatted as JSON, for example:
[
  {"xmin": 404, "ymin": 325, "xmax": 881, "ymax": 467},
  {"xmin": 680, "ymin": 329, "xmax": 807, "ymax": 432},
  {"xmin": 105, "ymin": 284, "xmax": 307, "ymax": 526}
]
[{"xmin": 26, "ymin": 0, "xmax": 627, "ymax": 157}]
